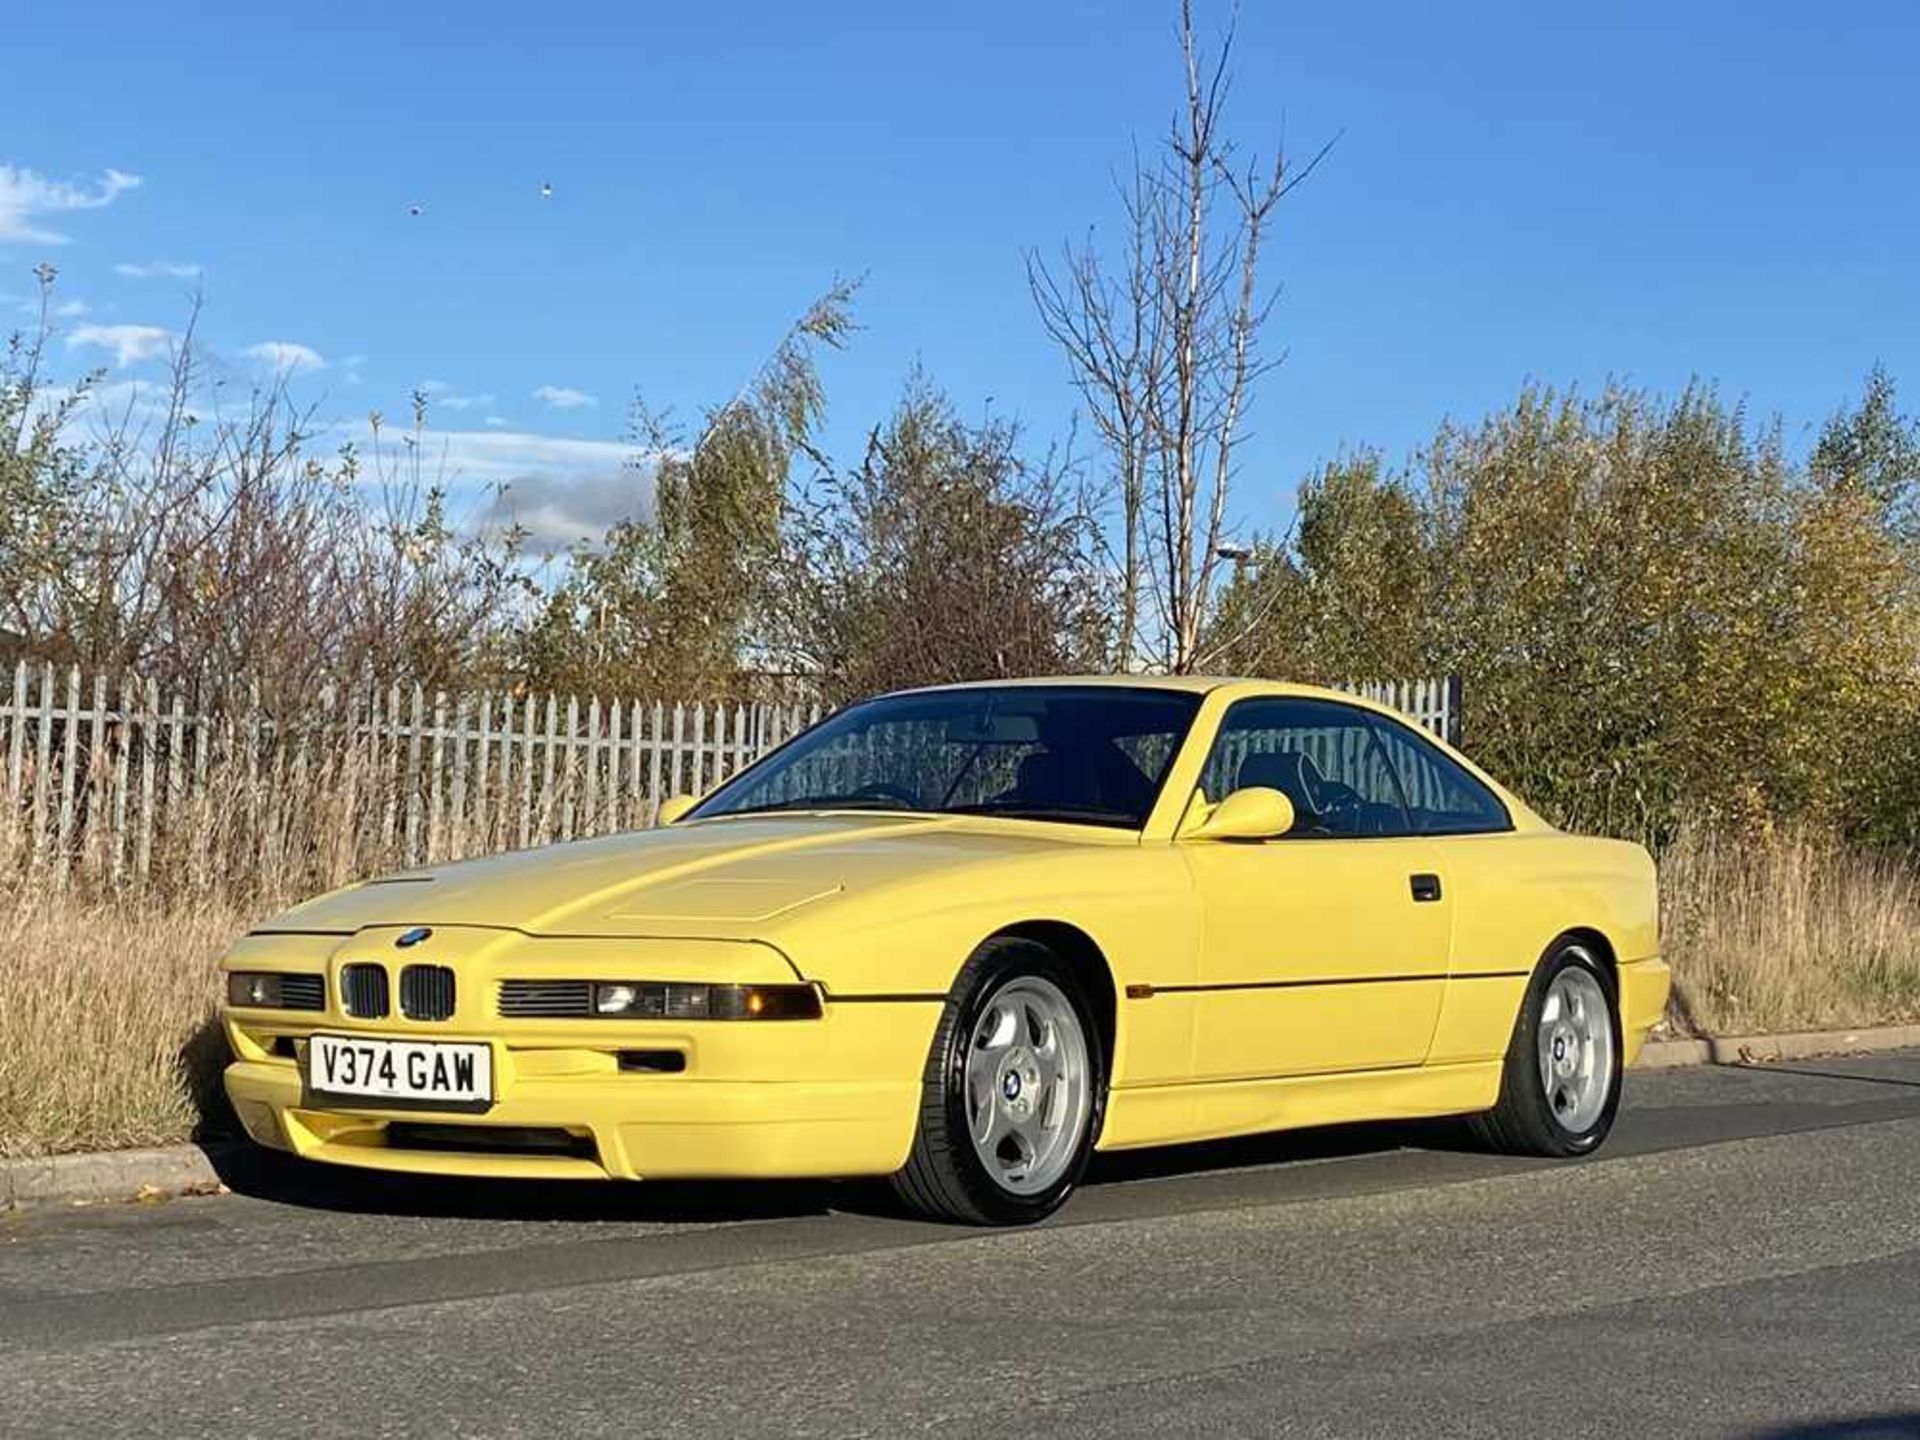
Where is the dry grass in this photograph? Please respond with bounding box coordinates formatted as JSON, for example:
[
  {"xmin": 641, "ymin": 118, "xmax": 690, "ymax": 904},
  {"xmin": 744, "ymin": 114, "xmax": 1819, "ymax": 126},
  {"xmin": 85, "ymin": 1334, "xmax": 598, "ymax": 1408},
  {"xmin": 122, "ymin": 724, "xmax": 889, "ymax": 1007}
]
[
  {"xmin": 1660, "ymin": 822, "xmax": 1920, "ymax": 1035},
  {"xmin": 0, "ymin": 889, "xmax": 257, "ymax": 1158},
  {"xmin": 4, "ymin": 821, "xmax": 1920, "ymax": 1157}
]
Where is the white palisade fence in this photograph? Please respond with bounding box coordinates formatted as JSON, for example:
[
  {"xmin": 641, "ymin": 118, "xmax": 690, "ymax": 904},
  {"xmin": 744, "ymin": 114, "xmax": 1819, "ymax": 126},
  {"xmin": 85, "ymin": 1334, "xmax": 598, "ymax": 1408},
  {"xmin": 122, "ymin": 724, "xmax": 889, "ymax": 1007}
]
[
  {"xmin": 0, "ymin": 663, "xmax": 1457, "ymax": 898},
  {"xmin": 0, "ymin": 665, "xmax": 819, "ymax": 898},
  {"xmin": 1341, "ymin": 676, "xmax": 1460, "ymax": 747}
]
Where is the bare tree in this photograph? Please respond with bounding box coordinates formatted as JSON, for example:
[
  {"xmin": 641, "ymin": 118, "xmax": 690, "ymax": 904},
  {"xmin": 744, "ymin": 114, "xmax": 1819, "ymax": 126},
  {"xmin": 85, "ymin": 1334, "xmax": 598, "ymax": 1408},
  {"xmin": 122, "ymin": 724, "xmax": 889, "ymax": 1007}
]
[
  {"xmin": 780, "ymin": 375, "xmax": 1109, "ymax": 703},
  {"xmin": 1031, "ymin": 0, "xmax": 1330, "ymax": 671},
  {"xmin": 1028, "ymin": 157, "xmax": 1161, "ymax": 668},
  {"xmin": 2, "ymin": 274, "xmax": 534, "ymax": 703}
]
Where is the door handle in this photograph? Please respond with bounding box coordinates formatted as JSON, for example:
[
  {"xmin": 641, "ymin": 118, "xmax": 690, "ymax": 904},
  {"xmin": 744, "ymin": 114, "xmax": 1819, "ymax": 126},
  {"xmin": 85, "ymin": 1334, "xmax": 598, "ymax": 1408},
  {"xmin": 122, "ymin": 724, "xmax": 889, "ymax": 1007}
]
[{"xmin": 1409, "ymin": 873, "xmax": 1442, "ymax": 903}]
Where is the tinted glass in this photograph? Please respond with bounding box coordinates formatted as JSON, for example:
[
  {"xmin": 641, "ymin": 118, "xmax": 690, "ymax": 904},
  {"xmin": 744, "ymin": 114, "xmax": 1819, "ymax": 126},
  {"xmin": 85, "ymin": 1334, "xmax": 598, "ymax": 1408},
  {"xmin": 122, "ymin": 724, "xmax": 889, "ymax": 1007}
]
[
  {"xmin": 1365, "ymin": 716, "xmax": 1512, "ymax": 835},
  {"xmin": 693, "ymin": 686, "xmax": 1202, "ymax": 830},
  {"xmin": 1201, "ymin": 697, "xmax": 1412, "ymax": 838}
]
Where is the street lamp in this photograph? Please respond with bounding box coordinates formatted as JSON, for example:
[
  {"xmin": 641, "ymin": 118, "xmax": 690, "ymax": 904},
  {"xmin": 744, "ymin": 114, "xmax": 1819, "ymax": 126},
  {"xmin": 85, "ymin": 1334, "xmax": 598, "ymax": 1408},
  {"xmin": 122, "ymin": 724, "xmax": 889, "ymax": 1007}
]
[{"xmin": 1215, "ymin": 543, "xmax": 1256, "ymax": 579}]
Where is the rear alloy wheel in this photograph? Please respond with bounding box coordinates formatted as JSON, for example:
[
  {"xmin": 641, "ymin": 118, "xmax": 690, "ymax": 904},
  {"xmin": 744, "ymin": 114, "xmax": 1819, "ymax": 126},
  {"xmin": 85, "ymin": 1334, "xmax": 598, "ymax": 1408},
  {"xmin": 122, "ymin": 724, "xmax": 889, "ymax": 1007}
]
[
  {"xmin": 1471, "ymin": 940, "xmax": 1622, "ymax": 1157},
  {"xmin": 890, "ymin": 939, "xmax": 1105, "ymax": 1225}
]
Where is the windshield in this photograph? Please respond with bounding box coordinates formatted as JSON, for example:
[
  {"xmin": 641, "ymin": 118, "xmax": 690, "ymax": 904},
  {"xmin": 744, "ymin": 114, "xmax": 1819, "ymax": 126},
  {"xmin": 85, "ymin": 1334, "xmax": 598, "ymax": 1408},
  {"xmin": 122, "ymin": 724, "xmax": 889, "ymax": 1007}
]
[{"xmin": 690, "ymin": 685, "xmax": 1203, "ymax": 830}]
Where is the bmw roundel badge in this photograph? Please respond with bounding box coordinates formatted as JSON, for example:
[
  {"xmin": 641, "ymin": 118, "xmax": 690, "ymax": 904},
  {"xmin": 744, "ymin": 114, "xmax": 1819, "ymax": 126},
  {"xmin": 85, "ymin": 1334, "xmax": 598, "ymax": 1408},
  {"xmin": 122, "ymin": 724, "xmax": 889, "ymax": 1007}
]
[{"xmin": 396, "ymin": 926, "xmax": 432, "ymax": 948}]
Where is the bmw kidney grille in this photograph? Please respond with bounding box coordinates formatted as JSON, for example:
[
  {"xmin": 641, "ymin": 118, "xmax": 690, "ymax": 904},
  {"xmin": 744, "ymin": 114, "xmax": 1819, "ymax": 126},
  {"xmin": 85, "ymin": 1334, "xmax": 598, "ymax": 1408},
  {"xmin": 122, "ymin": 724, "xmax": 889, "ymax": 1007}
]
[
  {"xmin": 341, "ymin": 962, "xmax": 390, "ymax": 1019},
  {"xmin": 400, "ymin": 964, "xmax": 457, "ymax": 1021}
]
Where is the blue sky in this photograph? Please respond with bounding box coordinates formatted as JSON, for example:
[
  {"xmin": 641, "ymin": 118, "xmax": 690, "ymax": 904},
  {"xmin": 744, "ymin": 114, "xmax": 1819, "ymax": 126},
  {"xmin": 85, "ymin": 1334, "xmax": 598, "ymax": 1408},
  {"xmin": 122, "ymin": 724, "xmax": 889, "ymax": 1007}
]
[{"xmin": 6, "ymin": 0, "xmax": 1918, "ymax": 549}]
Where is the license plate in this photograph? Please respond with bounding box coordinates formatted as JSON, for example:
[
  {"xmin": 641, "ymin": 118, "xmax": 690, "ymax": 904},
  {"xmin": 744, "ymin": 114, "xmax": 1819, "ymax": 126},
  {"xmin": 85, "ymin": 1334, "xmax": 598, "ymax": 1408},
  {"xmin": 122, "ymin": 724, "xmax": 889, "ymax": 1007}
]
[{"xmin": 306, "ymin": 1034, "xmax": 494, "ymax": 1110}]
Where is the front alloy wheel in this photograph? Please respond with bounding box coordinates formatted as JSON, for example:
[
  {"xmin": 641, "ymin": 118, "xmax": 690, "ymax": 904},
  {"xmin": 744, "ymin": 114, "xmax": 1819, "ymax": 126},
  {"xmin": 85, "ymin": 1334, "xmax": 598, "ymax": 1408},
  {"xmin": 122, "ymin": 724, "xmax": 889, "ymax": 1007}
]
[
  {"xmin": 962, "ymin": 974, "xmax": 1094, "ymax": 1196},
  {"xmin": 891, "ymin": 939, "xmax": 1105, "ymax": 1224}
]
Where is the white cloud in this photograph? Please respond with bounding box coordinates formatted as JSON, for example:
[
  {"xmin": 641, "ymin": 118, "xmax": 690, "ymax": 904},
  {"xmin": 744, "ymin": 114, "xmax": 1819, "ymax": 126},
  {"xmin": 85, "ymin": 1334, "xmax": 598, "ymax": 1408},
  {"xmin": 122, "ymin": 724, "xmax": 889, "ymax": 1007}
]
[
  {"xmin": 12, "ymin": 292, "xmax": 88, "ymax": 318},
  {"xmin": 113, "ymin": 259, "xmax": 202, "ymax": 279},
  {"xmin": 343, "ymin": 421, "xmax": 644, "ymax": 548},
  {"xmin": 78, "ymin": 377, "xmax": 171, "ymax": 423},
  {"xmin": 533, "ymin": 384, "xmax": 597, "ymax": 410},
  {"xmin": 479, "ymin": 463, "xmax": 657, "ymax": 549},
  {"xmin": 395, "ymin": 427, "xmax": 635, "ymax": 485},
  {"xmin": 483, "ymin": 415, "xmax": 508, "ymax": 428},
  {"xmin": 66, "ymin": 322, "xmax": 173, "ymax": 366},
  {"xmin": 0, "ymin": 165, "xmax": 142, "ymax": 244},
  {"xmin": 420, "ymin": 379, "xmax": 495, "ymax": 412},
  {"xmin": 245, "ymin": 340, "xmax": 328, "ymax": 374},
  {"xmin": 22, "ymin": 376, "xmax": 173, "ymax": 434}
]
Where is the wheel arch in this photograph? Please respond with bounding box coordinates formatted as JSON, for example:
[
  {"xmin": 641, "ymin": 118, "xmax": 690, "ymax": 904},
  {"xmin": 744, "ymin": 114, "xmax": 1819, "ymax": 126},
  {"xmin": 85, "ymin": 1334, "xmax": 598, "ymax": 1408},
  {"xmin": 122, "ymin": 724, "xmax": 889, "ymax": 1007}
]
[
  {"xmin": 983, "ymin": 919, "xmax": 1117, "ymax": 1075},
  {"xmin": 1553, "ymin": 926, "xmax": 1619, "ymax": 988}
]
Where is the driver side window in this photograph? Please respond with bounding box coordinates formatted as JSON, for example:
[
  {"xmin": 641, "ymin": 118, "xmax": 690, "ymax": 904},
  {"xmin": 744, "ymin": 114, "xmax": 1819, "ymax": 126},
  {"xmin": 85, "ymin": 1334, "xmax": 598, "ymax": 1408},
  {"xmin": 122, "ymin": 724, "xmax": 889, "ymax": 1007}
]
[{"xmin": 1201, "ymin": 698, "xmax": 1412, "ymax": 838}]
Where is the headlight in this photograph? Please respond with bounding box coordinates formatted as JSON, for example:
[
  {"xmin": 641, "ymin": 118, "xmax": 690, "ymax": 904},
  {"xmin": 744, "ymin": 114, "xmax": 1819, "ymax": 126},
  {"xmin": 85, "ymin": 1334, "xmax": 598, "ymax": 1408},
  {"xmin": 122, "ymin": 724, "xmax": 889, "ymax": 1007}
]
[
  {"xmin": 591, "ymin": 981, "xmax": 821, "ymax": 1021},
  {"xmin": 226, "ymin": 971, "xmax": 325, "ymax": 1010},
  {"xmin": 595, "ymin": 983, "xmax": 641, "ymax": 1015}
]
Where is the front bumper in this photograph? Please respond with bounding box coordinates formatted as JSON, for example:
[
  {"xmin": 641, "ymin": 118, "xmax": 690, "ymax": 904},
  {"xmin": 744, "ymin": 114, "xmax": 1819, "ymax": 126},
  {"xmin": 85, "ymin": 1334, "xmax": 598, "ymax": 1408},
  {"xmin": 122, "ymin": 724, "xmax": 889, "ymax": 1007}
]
[{"xmin": 224, "ymin": 1001, "xmax": 942, "ymax": 1182}]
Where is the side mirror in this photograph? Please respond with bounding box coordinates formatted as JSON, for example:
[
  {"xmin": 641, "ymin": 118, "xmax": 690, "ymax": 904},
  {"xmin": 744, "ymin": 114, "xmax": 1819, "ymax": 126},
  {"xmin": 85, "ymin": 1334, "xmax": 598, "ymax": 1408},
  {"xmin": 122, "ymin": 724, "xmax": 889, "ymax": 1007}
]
[
  {"xmin": 1185, "ymin": 786, "xmax": 1295, "ymax": 842},
  {"xmin": 655, "ymin": 794, "xmax": 698, "ymax": 827}
]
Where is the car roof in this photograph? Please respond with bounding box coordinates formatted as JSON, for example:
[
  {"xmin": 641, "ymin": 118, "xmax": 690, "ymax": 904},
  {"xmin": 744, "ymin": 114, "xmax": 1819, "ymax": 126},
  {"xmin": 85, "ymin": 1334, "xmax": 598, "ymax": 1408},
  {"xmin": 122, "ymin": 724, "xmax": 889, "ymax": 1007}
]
[{"xmin": 888, "ymin": 674, "xmax": 1354, "ymax": 700}]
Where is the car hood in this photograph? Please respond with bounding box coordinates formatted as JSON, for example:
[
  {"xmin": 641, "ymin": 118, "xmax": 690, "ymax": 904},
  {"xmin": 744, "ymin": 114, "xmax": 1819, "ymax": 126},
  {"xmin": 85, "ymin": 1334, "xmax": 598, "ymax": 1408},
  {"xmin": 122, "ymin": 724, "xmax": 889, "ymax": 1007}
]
[{"xmin": 257, "ymin": 812, "xmax": 1101, "ymax": 939}]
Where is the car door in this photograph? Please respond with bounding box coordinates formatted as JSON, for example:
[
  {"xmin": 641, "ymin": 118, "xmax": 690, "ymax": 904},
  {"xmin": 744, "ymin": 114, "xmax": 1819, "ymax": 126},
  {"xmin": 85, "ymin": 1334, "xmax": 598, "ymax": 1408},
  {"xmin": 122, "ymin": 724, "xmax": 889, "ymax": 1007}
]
[
  {"xmin": 1362, "ymin": 712, "xmax": 1531, "ymax": 1065},
  {"xmin": 1181, "ymin": 697, "xmax": 1453, "ymax": 1082}
]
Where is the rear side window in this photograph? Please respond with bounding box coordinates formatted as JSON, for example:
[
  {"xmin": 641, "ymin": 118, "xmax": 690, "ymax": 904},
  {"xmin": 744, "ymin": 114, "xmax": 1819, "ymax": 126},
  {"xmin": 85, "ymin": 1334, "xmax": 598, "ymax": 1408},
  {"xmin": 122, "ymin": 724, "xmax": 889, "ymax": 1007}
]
[{"xmin": 1365, "ymin": 716, "xmax": 1512, "ymax": 835}]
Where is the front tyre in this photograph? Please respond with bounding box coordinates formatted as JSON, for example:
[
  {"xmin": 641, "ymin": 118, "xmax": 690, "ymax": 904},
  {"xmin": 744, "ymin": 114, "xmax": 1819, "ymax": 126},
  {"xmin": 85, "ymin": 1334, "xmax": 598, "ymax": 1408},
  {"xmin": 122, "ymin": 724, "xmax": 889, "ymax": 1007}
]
[
  {"xmin": 890, "ymin": 939, "xmax": 1106, "ymax": 1225},
  {"xmin": 1471, "ymin": 939, "xmax": 1622, "ymax": 1157}
]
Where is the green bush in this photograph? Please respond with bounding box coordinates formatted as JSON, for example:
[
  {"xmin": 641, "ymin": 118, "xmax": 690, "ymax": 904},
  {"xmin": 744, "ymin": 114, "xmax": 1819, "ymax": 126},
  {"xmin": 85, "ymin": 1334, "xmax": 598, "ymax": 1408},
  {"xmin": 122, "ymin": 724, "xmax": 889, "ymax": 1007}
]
[{"xmin": 1207, "ymin": 374, "xmax": 1920, "ymax": 843}]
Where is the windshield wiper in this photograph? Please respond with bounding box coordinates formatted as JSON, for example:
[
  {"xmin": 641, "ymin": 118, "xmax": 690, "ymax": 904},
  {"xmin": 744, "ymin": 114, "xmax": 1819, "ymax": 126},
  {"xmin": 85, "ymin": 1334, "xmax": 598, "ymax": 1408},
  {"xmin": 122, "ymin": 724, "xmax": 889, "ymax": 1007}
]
[
  {"xmin": 715, "ymin": 794, "xmax": 922, "ymax": 816},
  {"xmin": 948, "ymin": 800, "xmax": 1136, "ymax": 824}
]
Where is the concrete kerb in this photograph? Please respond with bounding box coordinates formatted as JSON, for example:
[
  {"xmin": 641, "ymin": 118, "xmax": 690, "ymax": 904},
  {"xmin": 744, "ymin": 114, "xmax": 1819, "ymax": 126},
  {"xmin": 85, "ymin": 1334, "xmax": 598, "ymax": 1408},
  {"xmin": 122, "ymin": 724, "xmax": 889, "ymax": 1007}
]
[
  {"xmin": 2, "ymin": 1143, "xmax": 235, "ymax": 1211},
  {"xmin": 1635, "ymin": 1023, "xmax": 1920, "ymax": 1070}
]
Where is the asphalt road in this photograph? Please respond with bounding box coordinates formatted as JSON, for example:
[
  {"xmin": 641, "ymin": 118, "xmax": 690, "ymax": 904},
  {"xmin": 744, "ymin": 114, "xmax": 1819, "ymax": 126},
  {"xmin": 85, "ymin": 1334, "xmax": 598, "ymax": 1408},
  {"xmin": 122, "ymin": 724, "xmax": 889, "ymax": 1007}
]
[{"xmin": 6, "ymin": 1055, "xmax": 1920, "ymax": 1438}]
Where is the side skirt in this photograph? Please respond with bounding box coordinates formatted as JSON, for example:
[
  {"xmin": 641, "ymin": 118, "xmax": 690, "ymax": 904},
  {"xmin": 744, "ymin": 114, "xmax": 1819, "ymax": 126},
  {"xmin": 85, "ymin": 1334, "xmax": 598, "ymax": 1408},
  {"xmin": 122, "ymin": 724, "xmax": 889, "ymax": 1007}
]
[{"xmin": 1097, "ymin": 1059, "xmax": 1504, "ymax": 1152}]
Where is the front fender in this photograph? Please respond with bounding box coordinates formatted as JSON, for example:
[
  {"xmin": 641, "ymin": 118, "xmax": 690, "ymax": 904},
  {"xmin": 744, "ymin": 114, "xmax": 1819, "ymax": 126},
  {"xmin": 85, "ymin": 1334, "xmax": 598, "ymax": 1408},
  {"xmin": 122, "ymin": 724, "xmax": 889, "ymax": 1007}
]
[{"xmin": 765, "ymin": 844, "xmax": 1202, "ymax": 1087}]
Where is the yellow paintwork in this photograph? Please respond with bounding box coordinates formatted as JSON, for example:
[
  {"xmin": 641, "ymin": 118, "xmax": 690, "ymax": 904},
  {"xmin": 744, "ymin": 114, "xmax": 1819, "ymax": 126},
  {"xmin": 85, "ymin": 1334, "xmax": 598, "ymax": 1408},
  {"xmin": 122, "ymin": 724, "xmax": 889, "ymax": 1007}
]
[{"xmin": 222, "ymin": 677, "xmax": 1668, "ymax": 1181}]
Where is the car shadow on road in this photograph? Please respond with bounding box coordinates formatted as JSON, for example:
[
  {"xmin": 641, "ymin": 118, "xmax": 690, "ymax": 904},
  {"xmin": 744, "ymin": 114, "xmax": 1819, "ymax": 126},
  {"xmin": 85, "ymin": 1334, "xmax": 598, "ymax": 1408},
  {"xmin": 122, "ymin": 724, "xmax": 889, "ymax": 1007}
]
[
  {"xmin": 207, "ymin": 1143, "xmax": 850, "ymax": 1225},
  {"xmin": 1744, "ymin": 1417, "xmax": 1920, "ymax": 1439},
  {"xmin": 207, "ymin": 1116, "xmax": 1461, "ymax": 1228},
  {"xmin": 1085, "ymin": 1117, "xmax": 1452, "ymax": 1185}
]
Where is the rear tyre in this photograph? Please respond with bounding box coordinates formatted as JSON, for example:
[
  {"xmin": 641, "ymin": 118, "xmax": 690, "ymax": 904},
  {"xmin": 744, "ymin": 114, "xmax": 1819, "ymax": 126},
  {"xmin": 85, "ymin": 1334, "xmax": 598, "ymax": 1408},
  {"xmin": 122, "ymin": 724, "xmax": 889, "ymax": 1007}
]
[
  {"xmin": 1470, "ymin": 939, "xmax": 1621, "ymax": 1157},
  {"xmin": 890, "ymin": 938, "xmax": 1106, "ymax": 1225}
]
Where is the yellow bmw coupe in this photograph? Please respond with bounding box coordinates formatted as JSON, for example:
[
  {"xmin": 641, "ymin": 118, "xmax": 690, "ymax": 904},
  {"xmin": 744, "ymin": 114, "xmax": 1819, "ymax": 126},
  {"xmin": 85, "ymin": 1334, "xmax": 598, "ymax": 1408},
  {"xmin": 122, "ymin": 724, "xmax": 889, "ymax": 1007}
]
[{"xmin": 222, "ymin": 677, "xmax": 1668, "ymax": 1224}]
